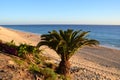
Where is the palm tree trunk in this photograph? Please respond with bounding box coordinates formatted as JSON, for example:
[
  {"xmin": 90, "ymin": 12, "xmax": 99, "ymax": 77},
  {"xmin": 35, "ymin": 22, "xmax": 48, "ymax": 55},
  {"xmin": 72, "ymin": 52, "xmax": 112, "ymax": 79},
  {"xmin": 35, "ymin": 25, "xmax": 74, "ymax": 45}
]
[{"xmin": 57, "ymin": 59, "xmax": 70, "ymax": 76}]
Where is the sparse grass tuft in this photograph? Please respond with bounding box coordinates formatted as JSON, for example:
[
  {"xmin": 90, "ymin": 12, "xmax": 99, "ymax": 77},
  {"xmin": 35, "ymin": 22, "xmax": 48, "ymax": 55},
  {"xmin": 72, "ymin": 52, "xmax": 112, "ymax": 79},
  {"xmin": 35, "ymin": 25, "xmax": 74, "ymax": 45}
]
[
  {"xmin": 29, "ymin": 63, "xmax": 40, "ymax": 73},
  {"xmin": 40, "ymin": 68, "xmax": 57, "ymax": 80}
]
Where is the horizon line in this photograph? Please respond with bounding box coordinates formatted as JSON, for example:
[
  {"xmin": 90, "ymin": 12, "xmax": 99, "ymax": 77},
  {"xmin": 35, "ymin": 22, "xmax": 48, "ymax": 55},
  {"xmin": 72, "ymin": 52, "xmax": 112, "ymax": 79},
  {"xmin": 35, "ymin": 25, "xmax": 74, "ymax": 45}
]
[{"xmin": 1, "ymin": 24, "xmax": 120, "ymax": 26}]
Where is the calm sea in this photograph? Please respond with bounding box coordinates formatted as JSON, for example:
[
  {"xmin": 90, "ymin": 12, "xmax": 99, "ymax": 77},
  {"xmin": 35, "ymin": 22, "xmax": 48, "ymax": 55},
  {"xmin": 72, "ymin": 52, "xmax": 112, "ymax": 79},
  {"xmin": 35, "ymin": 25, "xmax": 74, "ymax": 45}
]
[{"xmin": 1, "ymin": 25, "xmax": 120, "ymax": 50}]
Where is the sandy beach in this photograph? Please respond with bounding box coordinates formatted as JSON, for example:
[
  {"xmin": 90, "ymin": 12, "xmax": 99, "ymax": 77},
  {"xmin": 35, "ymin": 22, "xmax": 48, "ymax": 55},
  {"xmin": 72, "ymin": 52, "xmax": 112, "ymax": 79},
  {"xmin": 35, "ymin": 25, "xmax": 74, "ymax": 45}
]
[{"xmin": 0, "ymin": 26, "xmax": 120, "ymax": 80}]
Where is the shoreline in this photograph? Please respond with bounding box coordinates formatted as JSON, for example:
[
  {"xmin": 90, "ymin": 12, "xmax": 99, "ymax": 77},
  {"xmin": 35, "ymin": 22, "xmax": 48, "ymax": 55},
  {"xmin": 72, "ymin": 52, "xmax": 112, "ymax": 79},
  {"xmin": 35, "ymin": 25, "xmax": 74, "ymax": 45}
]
[
  {"xmin": 0, "ymin": 26, "xmax": 41, "ymax": 35},
  {"xmin": 99, "ymin": 45, "xmax": 120, "ymax": 51},
  {"xmin": 1, "ymin": 26, "xmax": 120, "ymax": 51}
]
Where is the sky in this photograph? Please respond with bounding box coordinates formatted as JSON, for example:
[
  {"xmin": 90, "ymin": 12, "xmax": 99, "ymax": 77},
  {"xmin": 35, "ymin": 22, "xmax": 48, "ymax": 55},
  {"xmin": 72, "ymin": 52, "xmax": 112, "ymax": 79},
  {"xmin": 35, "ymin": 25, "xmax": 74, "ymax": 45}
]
[{"xmin": 0, "ymin": 0, "xmax": 120, "ymax": 25}]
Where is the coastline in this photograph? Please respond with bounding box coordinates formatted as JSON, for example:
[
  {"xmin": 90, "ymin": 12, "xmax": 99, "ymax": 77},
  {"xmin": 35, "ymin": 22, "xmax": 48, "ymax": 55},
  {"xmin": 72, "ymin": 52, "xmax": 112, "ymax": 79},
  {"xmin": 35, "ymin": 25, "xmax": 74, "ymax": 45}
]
[
  {"xmin": 0, "ymin": 25, "xmax": 120, "ymax": 50},
  {"xmin": 0, "ymin": 26, "xmax": 120, "ymax": 79},
  {"xmin": 100, "ymin": 45, "xmax": 120, "ymax": 51}
]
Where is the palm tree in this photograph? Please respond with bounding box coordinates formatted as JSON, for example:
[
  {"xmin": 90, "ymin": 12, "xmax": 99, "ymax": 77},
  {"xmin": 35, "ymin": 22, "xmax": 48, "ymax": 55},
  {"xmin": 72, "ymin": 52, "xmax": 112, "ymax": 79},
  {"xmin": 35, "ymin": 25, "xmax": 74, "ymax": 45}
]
[{"xmin": 37, "ymin": 29, "xmax": 99, "ymax": 76}]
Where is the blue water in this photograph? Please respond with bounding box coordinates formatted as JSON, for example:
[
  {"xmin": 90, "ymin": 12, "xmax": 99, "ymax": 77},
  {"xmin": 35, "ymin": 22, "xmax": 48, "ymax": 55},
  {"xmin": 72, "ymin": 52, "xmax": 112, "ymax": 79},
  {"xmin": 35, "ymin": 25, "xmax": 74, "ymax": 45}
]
[{"xmin": 1, "ymin": 25, "xmax": 120, "ymax": 50}]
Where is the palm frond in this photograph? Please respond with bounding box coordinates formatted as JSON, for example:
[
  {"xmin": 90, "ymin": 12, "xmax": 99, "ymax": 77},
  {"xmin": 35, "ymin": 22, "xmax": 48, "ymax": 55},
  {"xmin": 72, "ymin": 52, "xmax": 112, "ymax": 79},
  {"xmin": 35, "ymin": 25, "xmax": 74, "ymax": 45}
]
[{"xmin": 37, "ymin": 29, "xmax": 99, "ymax": 60}]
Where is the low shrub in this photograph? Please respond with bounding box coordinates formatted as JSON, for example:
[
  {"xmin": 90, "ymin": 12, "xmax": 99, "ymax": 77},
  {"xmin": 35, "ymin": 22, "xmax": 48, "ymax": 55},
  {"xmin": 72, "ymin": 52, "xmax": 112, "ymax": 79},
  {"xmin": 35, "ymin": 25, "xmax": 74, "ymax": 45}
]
[
  {"xmin": 6, "ymin": 40, "xmax": 16, "ymax": 48},
  {"xmin": 0, "ymin": 41, "xmax": 18, "ymax": 56},
  {"xmin": 0, "ymin": 41, "xmax": 39, "ymax": 58},
  {"xmin": 17, "ymin": 43, "xmax": 39, "ymax": 58},
  {"xmin": 40, "ymin": 68, "xmax": 57, "ymax": 80},
  {"xmin": 29, "ymin": 64, "xmax": 57, "ymax": 80}
]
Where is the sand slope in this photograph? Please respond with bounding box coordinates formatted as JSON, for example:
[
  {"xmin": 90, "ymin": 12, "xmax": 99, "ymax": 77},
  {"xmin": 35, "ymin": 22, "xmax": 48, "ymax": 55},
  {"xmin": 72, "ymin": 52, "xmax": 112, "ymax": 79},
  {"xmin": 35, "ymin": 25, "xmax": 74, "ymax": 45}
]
[{"xmin": 0, "ymin": 26, "xmax": 40, "ymax": 45}]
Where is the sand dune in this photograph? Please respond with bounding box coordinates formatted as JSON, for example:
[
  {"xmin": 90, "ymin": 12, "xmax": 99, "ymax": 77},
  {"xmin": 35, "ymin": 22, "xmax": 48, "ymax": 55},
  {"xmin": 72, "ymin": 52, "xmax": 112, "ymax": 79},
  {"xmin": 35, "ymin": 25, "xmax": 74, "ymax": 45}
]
[
  {"xmin": 0, "ymin": 26, "xmax": 120, "ymax": 79},
  {"xmin": 0, "ymin": 26, "xmax": 40, "ymax": 45}
]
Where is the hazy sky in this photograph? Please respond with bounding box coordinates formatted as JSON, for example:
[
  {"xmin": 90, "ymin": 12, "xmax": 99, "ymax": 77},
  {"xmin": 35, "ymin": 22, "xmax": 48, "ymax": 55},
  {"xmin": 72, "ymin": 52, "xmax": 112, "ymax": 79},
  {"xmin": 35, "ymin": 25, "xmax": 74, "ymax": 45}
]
[{"xmin": 0, "ymin": 0, "xmax": 120, "ymax": 25}]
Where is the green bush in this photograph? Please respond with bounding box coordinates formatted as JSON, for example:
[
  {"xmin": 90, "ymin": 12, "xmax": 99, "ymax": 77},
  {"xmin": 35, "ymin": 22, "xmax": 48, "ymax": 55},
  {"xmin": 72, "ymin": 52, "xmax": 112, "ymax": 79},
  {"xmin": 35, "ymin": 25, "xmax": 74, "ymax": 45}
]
[
  {"xmin": 6, "ymin": 40, "xmax": 16, "ymax": 48},
  {"xmin": 0, "ymin": 40, "xmax": 18, "ymax": 55},
  {"xmin": 40, "ymin": 68, "xmax": 57, "ymax": 80},
  {"xmin": 17, "ymin": 43, "xmax": 39, "ymax": 58},
  {"xmin": 29, "ymin": 64, "xmax": 57, "ymax": 80}
]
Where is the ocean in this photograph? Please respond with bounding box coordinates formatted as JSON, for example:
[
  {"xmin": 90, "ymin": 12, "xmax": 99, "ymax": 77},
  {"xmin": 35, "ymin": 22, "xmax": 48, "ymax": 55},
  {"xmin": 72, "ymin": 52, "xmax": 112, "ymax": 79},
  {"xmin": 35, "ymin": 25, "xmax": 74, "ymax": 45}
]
[{"xmin": 1, "ymin": 25, "xmax": 120, "ymax": 50}]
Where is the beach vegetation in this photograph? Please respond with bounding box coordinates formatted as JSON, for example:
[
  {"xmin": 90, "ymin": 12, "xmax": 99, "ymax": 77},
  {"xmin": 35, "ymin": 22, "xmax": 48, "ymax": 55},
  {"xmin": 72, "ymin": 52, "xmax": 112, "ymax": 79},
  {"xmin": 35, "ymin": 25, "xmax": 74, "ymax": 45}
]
[
  {"xmin": 40, "ymin": 68, "xmax": 57, "ymax": 80},
  {"xmin": 17, "ymin": 43, "xmax": 39, "ymax": 58},
  {"xmin": 6, "ymin": 40, "xmax": 16, "ymax": 48},
  {"xmin": 12, "ymin": 57, "xmax": 26, "ymax": 67},
  {"xmin": 29, "ymin": 63, "xmax": 57, "ymax": 80},
  {"xmin": 0, "ymin": 41, "xmax": 40, "ymax": 58},
  {"xmin": 37, "ymin": 29, "xmax": 99, "ymax": 77},
  {"xmin": 0, "ymin": 40, "xmax": 58, "ymax": 79},
  {"xmin": 0, "ymin": 40, "xmax": 18, "ymax": 55},
  {"xmin": 29, "ymin": 63, "xmax": 40, "ymax": 73}
]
